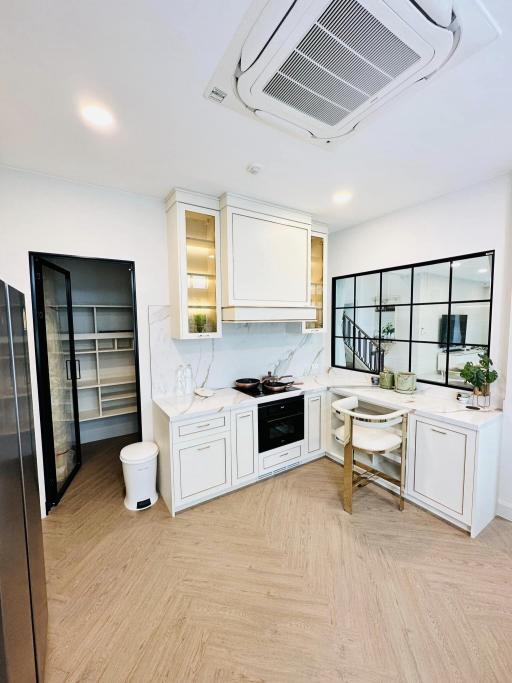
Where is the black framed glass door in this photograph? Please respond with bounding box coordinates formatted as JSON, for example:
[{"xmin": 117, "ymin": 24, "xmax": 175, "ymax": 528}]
[{"xmin": 32, "ymin": 257, "xmax": 81, "ymax": 510}]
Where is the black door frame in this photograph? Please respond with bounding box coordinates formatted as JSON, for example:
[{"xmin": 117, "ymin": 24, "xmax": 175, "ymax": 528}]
[
  {"xmin": 29, "ymin": 252, "xmax": 143, "ymax": 512},
  {"xmin": 30, "ymin": 256, "xmax": 82, "ymax": 512}
]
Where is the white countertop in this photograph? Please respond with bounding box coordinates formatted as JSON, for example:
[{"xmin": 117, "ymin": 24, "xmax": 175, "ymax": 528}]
[{"xmin": 153, "ymin": 370, "xmax": 502, "ymax": 431}]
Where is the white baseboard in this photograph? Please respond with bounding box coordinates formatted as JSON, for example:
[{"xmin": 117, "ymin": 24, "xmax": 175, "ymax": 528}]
[{"xmin": 497, "ymin": 500, "xmax": 512, "ymax": 522}]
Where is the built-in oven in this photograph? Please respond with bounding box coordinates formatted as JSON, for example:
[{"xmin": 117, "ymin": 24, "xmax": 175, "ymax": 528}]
[{"xmin": 258, "ymin": 395, "xmax": 304, "ymax": 453}]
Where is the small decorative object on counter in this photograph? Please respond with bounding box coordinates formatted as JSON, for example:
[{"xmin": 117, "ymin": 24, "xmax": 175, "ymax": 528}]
[
  {"xmin": 459, "ymin": 353, "xmax": 498, "ymax": 409},
  {"xmin": 175, "ymin": 364, "xmax": 185, "ymax": 396},
  {"xmin": 456, "ymin": 392, "xmax": 471, "ymax": 405},
  {"xmin": 371, "ymin": 375, "xmax": 379, "ymax": 386},
  {"xmin": 395, "ymin": 371, "xmax": 416, "ymax": 394},
  {"xmin": 184, "ymin": 363, "xmax": 194, "ymax": 394},
  {"xmin": 379, "ymin": 369, "xmax": 394, "ymax": 390}
]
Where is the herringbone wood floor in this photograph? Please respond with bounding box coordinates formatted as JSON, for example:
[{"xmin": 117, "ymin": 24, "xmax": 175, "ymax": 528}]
[{"xmin": 42, "ymin": 437, "xmax": 512, "ymax": 682}]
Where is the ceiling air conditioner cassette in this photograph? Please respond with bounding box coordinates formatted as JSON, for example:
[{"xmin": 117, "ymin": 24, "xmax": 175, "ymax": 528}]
[{"xmin": 205, "ymin": 0, "xmax": 500, "ymax": 144}]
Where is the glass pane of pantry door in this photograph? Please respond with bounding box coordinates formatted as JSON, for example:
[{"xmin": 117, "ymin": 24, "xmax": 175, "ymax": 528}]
[
  {"xmin": 38, "ymin": 261, "xmax": 81, "ymax": 502},
  {"xmin": 306, "ymin": 235, "xmax": 324, "ymax": 330},
  {"xmin": 185, "ymin": 210, "xmax": 217, "ymax": 334}
]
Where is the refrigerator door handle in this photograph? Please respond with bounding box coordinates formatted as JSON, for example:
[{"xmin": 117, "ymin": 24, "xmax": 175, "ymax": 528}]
[
  {"xmin": 65, "ymin": 359, "xmax": 71, "ymax": 380},
  {"xmin": 76, "ymin": 359, "xmax": 81, "ymax": 380}
]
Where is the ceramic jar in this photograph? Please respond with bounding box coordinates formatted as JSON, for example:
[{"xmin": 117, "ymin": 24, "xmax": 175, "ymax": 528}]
[
  {"xmin": 395, "ymin": 372, "xmax": 417, "ymax": 394},
  {"xmin": 379, "ymin": 369, "xmax": 395, "ymax": 390}
]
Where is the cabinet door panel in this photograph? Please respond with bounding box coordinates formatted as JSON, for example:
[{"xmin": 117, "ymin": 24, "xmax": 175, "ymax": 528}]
[
  {"xmin": 178, "ymin": 437, "xmax": 228, "ymax": 500},
  {"xmin": 231, "ymin": 213, "xmax": 309, "ymax": 304},
  {"xmin": 233, "ymin": 410, "xmax": 256, "ymax": 481},
  {"xmin": 414, "ymin": 421, "xmax": 467, "ymax": 515},
  {"xmin": 306, "ymin": 395, "xmax": 322, "ymax": 453}
]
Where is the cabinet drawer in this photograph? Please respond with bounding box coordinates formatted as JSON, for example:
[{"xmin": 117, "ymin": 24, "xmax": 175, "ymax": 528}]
[
  {"xmin": 177, "ymin": 435, "xmax": 229, "ymax": 501},
  {"xmin": 262, "ymin": 444, "xmax": 302, "ymax": 471},
  {"xmin": 175, "ymin": 414, "xmax": 227, "ymax": 440}
]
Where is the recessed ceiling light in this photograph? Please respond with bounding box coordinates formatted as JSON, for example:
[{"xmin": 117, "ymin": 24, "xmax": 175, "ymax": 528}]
[
  {"xmin": 80, "ymin": 104, "xmax": 115, "ymax": 130},
  {"xmin": 332, "ymin": 190, "xmax": 353, "ymax": 204}
]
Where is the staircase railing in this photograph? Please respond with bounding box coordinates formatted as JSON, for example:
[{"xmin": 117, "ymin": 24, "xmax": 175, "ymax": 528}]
[{"xmin": 342, "ymin": 312, "xmax": 382, "ymax": 373}]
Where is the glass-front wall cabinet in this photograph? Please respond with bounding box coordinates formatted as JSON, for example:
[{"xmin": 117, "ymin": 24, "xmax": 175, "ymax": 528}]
[
  {"xmin": 303, "ymin": 232, "xmax": 326, "ymax": 333},
  {"xmin": 185, "ymin": 210, "xmax": 218, "ymax": 335},
  {"xmin": 167, "ymin": 193, "xmax": 222, "ymax": 339},
  {"xmin": 332, "ymin": 251, "xmax": 494, "ymax": 388}
]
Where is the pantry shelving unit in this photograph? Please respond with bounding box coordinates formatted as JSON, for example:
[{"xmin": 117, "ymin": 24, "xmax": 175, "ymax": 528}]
[{"xmin": 57, "ymin": 304, "xmax": 137, "ymax": 425}]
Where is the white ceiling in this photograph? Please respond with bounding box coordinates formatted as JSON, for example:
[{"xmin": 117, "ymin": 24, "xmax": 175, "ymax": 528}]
[{"xmin": 1, "ymin": 0, "xmax": 512, "ymax": 229}]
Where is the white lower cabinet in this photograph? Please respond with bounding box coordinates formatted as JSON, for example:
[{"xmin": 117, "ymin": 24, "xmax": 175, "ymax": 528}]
[
  {"xmin": 408, "ymin": 418, "xmax": 475, "ymax": 524},
  {"xmin": 231, "ymin": 407, "xmax": 258, "ymax": 486},
  {"xmin": 305, "ymin": 392, "xmax": 325, "ymax": 457},
  {"xmin": 406, "ymin": 414, "xmax": 501, "ymax": 536},
  {"xmin": 174, "ymin": 432, "xmax": 231, "ymax": 507}
]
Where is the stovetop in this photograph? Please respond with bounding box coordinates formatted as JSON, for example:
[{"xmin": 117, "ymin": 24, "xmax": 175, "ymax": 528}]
[{"xmin": 233, "ymin": 385, "xmax": 297, "ymax": 397}]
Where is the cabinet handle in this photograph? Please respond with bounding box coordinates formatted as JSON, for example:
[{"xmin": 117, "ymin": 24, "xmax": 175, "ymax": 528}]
[
  {"xmin": 197, "ymin": 445, "xmax": 211, "ymax": 451},
  {"xmin": 311, "ymin": 397, "xmax": 320, "ymax": 402},
  {"xmin": 279, "ymin": 451, "xmax": 289, "ymax": 458},
  {"xmin": 196, "ymin": 423, "xmax": 211, "ymax": 429},
  {"xmin": 431, "ymin": 428, "xmax": 447, "ymax": 435}
]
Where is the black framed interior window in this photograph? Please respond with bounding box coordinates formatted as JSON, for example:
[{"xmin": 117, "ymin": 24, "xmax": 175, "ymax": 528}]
[{"xmin": 331, "ymin": 251, "xmax": 494, "ymax": 389}]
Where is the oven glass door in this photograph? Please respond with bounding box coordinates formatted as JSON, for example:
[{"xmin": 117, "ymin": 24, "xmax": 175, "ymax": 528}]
[{"xmin": 259, "ymin": 405, "xmax": 304, "ymax": 453}]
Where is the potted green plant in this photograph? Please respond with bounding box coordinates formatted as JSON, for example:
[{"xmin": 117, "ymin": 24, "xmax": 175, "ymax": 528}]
[
  {"xmin": 460, "ymin": 353, "xmax": 498, "ymax": 398},
  {"xmin": 381, "ymin": 322, "xmax": 395, "ymax": 339},
  {"xmin": 193, "ymin": 313, "xmax": 207, "ymax": 333}
]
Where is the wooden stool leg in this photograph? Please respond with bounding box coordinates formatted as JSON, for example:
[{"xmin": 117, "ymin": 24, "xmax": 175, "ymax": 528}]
[{"xmin": 343, "ymin": 416, "xmax": 353, "ymax": 514}]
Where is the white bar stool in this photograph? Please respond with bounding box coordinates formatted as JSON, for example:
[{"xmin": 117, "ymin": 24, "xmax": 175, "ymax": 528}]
[{"xmin": 332, "ymin": 397, "xmax": 408, "ymax": 513}]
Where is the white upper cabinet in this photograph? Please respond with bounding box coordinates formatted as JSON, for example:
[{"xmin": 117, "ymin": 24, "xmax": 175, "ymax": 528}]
[
  {"xmin": 303, "ymin": 229, "xmax": 327, "ymax": 334},
  {"xmin": 220, "ymin": 194, "xmax": 315, "ymax": 322},
  {"xmin": 167, "ymin": 190, "xmax": 222, "ymax": 339}
]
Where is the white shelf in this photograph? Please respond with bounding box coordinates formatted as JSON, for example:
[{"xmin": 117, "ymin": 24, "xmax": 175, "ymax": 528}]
[
  {"xmin": 80, "ymin": 409, "xmax": 101, "ymax": 422},
  {"xmin": 101, "ymin": 391, "xmax": 137, "ymax": 402},
  {"xmin": 102, "ymin": 405, "xmax": 138, "ymax": 418}
]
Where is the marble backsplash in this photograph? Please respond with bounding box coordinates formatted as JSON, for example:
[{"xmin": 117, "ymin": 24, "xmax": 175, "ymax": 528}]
[{"xmin": 149, "ymin": 306, "xmax": 328, "ymax": 397}]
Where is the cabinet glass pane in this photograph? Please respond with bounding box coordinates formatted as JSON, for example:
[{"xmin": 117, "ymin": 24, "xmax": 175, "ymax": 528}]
[
  {"xmin": 411, "ymin": 343, "xmax": 444, "ymax": 383},
  {"xmin": 382, "ymin": 268, "xmax": 411, "ymax": 305},
  {"xmin": 352, "ymin": 333, "xmax": 380, "ymax": 373},
  {"xmin": 451, "ymin": 254, "xmax": 492, "ymax": 301},
  {"xmin": 334, "ymin": 308, "xmax": 354, "ymax": 337},
  {"xmin": 355, "ymin": 272, "xmax": 380, "ymax": 307},
  {"xmin": 185, "ymin": 210, "xmax": 217, "ymax": 334},
  {"xmin": 355, "ymin": 307, "xmax": 379, "ymax": 339},
  {"xmin": 306, "ymin": 235, "xmax": 324, "ymax": 330},
  {"xmin": 412, "ymin": 304, "xmax": 448, "ymax": 343},
  {"xmin": 450, "ymin": 302, "xmax": 490, "ymax": 346},
  {"xmin": 413, "ymin": 262, "xmax": 450, "ymax": 303},
  {"xmin": 381, "ymin": 340, "xmax": 409, "ymax": 374},
  {"xmin": 334, "ymin": 337, "xmax": 354, "ymax": 369},
  {"xmin": 336, "ymin": 277, "xmax": 354, "ymax": 308},
  {"xmin": 446, "ymin": 345, "xmax": 489, "ymax": 388},
  {"xmin": 380, "ymin": 305, "xmax": 410, "ymax": 341}
]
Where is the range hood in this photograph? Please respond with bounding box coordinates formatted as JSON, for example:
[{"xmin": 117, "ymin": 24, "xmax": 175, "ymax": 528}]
[
  {"xmin": 222, "ymin": 306, "xmax": 316, "ymax": 323},
  {"xmin": 220, "ymin": 193, "xmax": 317, "ymax": 323}
]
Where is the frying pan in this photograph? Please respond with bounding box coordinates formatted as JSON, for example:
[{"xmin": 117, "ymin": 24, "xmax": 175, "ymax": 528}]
[
  {"xmin": 234, "ymin": 377, "xmax": 260, "ymax": 390},
  {"xmin": 261, "ymin": 374, "xmax": 296, "ymax": 393}
]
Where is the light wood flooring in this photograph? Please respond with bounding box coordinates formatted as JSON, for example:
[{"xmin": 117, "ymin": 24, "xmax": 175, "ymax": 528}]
[{"xmin": 42, "ymin": 438, "xmax": 512, "ymax": 682}]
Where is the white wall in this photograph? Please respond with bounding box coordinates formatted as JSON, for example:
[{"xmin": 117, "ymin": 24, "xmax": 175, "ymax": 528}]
[
  {"xmin": 0, "ymin": 166, "xmax": 168, "ymax": 514},
  {"xmin": 328, "ymin": 174, "xmax": 512, "ymax": 519}
]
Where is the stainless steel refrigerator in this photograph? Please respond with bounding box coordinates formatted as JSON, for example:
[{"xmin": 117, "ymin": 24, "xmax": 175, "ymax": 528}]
[{"xmin": 0, "ymin": 280, "xmax": 47, "ymax": 682}]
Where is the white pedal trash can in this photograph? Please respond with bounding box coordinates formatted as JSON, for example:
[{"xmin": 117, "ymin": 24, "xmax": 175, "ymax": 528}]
[{"xmin": 120, "ymin": 441, "xmax": 159, "ymax": 511}]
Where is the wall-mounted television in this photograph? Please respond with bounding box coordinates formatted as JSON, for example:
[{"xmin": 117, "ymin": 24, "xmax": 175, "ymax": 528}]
[{"xmin": 440, "ymin": 314, "xmax": 467, "ymax": 347}]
